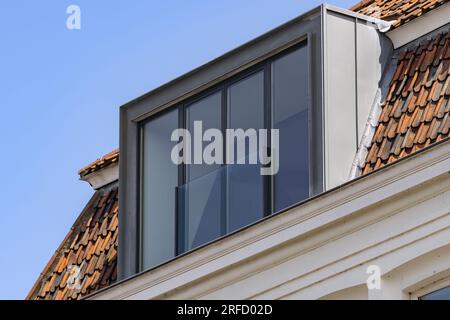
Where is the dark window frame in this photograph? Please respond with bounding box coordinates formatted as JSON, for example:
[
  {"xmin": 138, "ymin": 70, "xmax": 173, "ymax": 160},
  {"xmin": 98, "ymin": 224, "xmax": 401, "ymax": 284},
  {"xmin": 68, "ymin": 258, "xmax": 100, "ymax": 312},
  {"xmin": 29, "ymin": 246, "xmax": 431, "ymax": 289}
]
[{"xmin": 119, "ymin": 6, "xmax": 324, "ymax": 280}]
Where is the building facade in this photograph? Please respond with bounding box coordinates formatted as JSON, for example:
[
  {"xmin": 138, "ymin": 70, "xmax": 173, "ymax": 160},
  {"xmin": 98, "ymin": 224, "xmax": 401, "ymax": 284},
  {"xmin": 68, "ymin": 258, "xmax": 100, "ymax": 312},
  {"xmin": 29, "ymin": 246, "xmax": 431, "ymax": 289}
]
[{"xmin": 28, "ymin": 0, "xmax": 450, "ymax": 300}]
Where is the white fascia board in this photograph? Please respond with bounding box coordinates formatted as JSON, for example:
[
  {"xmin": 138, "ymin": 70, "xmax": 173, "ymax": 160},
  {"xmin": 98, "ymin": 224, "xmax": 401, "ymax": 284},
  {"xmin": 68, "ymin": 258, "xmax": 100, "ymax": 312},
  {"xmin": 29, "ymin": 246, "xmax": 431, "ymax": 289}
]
[
  {"xmin": 88, "ymin": 140, "xmax": 450, "ymax": 300},
  {"xmin": 387, "ymin": 1, "xmax": 450, "ymax": 49},
  {"xmin": 80, "ymin": 163, "xmax": 119, "ymax": 190}
]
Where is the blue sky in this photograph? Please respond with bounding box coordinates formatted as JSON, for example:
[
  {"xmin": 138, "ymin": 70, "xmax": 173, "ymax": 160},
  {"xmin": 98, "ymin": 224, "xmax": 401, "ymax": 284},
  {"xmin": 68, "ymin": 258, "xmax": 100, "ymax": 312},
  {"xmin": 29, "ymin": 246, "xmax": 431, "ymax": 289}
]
[{"xmin": 0, "ymin": 0, "xmax": 355, "ymax": 299}]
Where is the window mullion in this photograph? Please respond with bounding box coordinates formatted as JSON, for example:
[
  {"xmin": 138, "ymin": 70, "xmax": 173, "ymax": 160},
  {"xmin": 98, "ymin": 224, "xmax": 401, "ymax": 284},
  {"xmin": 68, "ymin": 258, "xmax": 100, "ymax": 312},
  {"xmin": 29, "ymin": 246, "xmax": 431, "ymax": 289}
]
[
  {"xmin": 176, "ymin": 104, "xmax": 186, "ymax": 255},
  {"xmin": 221, "ymin": 85, "xmax": 228, "ymax": 236},
  {"xmin": 264, "ymin": 63, "xmax": 274, "ymax": 216}
]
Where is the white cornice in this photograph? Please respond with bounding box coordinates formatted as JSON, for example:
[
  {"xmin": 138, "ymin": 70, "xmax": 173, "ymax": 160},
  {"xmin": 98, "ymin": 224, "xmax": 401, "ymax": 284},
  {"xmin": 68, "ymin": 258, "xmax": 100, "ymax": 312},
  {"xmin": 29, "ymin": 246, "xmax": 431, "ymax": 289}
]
[
  {"xmin": 89, "ymin": 139, "xmax": 450, "ymax": 300},
  {"xmin": 386, "ymin": 2, "xmax": 450, "ymax": 49},
  {"xmin": 80, "ymin": 163, "xmax": 119, "ymax": 190}
]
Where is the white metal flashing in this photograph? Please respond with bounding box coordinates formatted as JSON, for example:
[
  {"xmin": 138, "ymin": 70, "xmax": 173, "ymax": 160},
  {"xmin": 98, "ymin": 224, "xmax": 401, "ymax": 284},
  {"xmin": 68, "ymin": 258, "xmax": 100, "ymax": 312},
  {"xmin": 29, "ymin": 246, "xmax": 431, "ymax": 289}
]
[
  {"xmin": 324, "ymin": 3, "xmax": 392, "ymax": 32},
  {"xmin": 349, "ymin": 88, "xmax": 382, "ymax": 179}
]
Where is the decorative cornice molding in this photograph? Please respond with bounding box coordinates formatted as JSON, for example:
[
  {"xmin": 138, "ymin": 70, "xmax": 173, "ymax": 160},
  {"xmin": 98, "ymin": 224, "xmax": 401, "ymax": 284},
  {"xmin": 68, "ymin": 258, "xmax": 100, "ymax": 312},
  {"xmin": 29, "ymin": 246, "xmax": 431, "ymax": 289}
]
[
  {"xmin": 89, "ymin": 139, "xmax": 450, "ymax": 299},
  {"xmin": 80, "ymin": 162, "xmax": 118, "ymax": 190}
]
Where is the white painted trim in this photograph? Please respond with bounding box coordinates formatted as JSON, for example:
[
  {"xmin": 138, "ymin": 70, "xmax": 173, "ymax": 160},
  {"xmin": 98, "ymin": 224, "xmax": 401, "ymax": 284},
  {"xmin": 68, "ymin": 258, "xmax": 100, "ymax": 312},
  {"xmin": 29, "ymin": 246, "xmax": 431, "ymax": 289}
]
[
  {"xmin": 392, "ymin": 245, "xmax": 450, "ymax": 298},
  {"xmin": 89, "ymin": 140, "xmax": 450, "ymax": 300},
  {"xmin": 386, "ymin": 2, "xmax": 450, "ymax": 49},
  {"xmin": 80, "ymin": 163, "xmax": 119, "ymax": 190}
]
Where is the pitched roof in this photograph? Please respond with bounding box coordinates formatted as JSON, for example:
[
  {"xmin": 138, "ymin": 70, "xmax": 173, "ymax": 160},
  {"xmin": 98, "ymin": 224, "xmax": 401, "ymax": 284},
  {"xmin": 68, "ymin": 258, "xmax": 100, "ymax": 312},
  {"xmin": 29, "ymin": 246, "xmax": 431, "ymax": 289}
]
[
  {"xmin": 26, "ymin": 161, "xmax": 119, "ymax": 300},
  {"xmin": 27, "ymin": 0, "xmax": 448, "ymax": 300},
  {"xmin": 362, "ymin": 29, "xmax": 450, "ymax": 174},
  {"xmin": 351, "ymin": 0, "xmax": 447, "ymax": 28}
]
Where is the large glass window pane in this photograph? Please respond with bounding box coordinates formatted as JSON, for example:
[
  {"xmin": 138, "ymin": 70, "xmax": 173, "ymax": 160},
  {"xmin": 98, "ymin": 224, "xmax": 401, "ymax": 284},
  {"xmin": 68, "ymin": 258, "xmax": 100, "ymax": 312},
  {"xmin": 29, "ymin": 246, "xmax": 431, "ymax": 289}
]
[
  {"xmin": 187, "ymin": 92, "xmax": 222, "ymax": 180},
  {"xmin": 227, "ymin": 71, "xmax": 265, "ymax": 232},
  {"xmin": 272, "ymin": 45, "xmax": 309, "ymax": 211},
  {"xmin": 141, "ymin": 109, "xmax": 178, "ymax": 270},
  {"xmin": 185, "ymin": 92, "xmax": 223, "ymax": 250}
]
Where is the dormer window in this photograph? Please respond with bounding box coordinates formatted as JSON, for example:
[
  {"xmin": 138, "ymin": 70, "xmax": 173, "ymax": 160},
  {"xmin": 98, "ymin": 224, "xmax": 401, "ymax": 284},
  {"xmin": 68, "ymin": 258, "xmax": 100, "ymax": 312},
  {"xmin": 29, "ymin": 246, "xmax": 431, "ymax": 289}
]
[
  {"xmin": 139, "ymin": 43, "xmax": 311, "ymax": 271},
  {"xmin": 119, "ymin": 5, "xmax": 391, "ymax": 279}
]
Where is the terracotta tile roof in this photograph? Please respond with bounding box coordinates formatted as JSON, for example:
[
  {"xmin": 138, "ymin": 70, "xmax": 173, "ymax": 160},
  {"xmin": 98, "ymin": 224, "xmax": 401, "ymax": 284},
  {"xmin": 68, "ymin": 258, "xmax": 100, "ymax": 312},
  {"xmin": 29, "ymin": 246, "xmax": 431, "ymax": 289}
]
[
  {"xmin": 78, "ymin": 149, "xmax": 119, "ymax": 177},
  {"xmin": 26, "ymin": 183, "xmax": 118, "ymax": 300},
  {"xmin": 362, "ymin": 29, "xmax": 450, "ymax": 174},
  {"xmin": 351, "ymin": 0, "xmax": 448, "ymax": 28}
]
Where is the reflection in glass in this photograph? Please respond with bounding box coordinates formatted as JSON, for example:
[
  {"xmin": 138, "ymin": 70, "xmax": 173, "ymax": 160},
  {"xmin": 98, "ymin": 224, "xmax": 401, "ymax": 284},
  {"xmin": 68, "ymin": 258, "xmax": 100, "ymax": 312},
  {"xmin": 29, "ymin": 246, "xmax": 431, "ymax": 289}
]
[
  {"xmin": 227, "ymin": 71, "xmax": 265, "ymax": 232},
  {"xmin": 142, "ymin": 44, "xmax": 311, "ymax": 268},
  {"xmin": 141, "ymin": 109, "xmax": 178, "ymax": 270},
  {"xmin": 187, "ymin": 92, "xmax": 222, "ymax": 180},
  {"xmin": 185, "ymin": 92, "xmax": 223, "ymax": 250},
  {"xmin": 272, "ymin": 45, "xmax": 309, "ymax": 211},
  {"xmin": 178, "ymin": 168, "xmax": 224, "ymax": 250}
]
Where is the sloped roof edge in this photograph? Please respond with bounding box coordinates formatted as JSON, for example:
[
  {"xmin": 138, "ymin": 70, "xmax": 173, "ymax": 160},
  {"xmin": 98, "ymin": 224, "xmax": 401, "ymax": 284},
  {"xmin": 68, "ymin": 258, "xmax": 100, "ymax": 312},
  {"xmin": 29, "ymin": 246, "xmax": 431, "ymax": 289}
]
[
  {"xmin": 351, "ymin": 0, "xmax": 447, "ymax": 29},
  {"xmin": 78, "ymin": 149, "xmax": 119, "ymax": 178}
]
